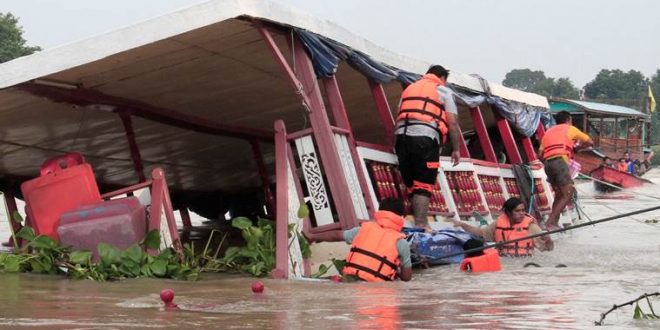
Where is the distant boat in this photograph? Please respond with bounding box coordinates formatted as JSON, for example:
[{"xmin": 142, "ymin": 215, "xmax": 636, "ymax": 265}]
[
  {"xmin": 549, "ymin": 98, "xmax": 651, "ymax": 175},
  {"xmin": 589, "ymin": 165, "xmax": 652, "ymax": 192}
]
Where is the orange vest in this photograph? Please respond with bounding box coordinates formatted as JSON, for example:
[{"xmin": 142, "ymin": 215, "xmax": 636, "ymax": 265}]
[
  {"xmin": 396, "ymin": 74, "xmax": 449, "ymax": 141},
  {"xmin": 541, "ymin": 124, "xmax": 574, "ymax": 160},
  {"xmin": 460, "ymin": 248, "xmax": 502, "ymax": 273},
  {"xmin": 343, "ymin": 211, "xmax": 406, "ymax": 282},
  {"xmin": 494, "ymin": 214, "xmax": 535, "ymax": 257},
  {"xmin": 617, "ymin": 162, "xmax": 628, "ymax": 172}
]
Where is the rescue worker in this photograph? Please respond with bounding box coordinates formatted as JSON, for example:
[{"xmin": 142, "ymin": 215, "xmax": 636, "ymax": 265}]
[
  {"xmin": 539, "ymin": 111, "xmax": 593, "ymax": 231},
  {"xmin": 450, "ymin": 197, "xmax": 554, "ymax": 256},
  {"xmin": 395, "ymin": 65, "xmax": 461, "ymax": 231},
  {"xmin": 305, "ymin": 198, "xmax": 412, "ymax": 282}
]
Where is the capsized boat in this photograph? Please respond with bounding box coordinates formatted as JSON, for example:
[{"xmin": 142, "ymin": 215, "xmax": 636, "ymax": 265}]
[{"xmin": 0, "ymin": 0, "xmax": 556, "ymax": 279}]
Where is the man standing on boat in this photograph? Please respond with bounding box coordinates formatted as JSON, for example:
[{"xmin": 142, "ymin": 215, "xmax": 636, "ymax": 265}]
[
  {"xmin": 394, "ymin": 65, "xmax": 461, "ymax": 231},
  {"xmin": 539, "ymin": 111, "xmax": 593, "ymax": 231}
]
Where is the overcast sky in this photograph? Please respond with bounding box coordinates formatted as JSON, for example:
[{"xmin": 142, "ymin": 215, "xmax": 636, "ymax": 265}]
[{"xmin": 3, "ymin": 0, "xmax": 658, "ymax": 87}]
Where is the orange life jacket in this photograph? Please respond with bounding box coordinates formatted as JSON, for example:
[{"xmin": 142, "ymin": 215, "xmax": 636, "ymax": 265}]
[
  {"xmin": 396, "ymin": 74, "xmax": 449, "ymax": 142},
  {"xmin": 343, "ymin": 210, "xmax": 406, "ymax": 282},
  {"xmin": 541, "ymin": 124, "xmax": 574, "ymax": 160},
  {"xmin": 494, "ymin": 213, "xmax": 535, "ymax": 257},
  {"xmin": 617, "ymin": 162, "xmax": 628, "ymax": 172},
  {"xmin": 459, "ymin": 248, "xmax": 502, "ymax": 273}
]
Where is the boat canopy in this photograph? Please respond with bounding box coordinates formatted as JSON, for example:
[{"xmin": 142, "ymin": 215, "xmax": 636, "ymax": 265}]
[
  {"xmin": 0, "ymin": 0, "xmax": 549, "ymax": 198},
  {"xmin": 549, "ymin": 99, "xmax": 649, "ymax": 120}
]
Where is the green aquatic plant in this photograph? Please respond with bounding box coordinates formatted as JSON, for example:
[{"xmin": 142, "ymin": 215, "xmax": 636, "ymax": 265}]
[
  {"xmin": 0, "ymin": 225, "xmax": 199, "ymax": 281},
  {"xmin": 203, "ymin": 214, "xmax": 311, "ymax": 277},
  {"xmin": 595, "ymin": 292, "xmax": 660, "ymax": 325},
  {"xmin": 209, "ymin": 217, "xmax": 277, "ymax": 277},
  {"xmin": 311, "ymin": 258, "xmax": 346, "ymax": 278}
]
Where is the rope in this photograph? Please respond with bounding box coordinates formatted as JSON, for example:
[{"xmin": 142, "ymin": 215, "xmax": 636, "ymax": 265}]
[{"xmin": 412, "ymin": 204, "xmax": 660, "ymax": 266}]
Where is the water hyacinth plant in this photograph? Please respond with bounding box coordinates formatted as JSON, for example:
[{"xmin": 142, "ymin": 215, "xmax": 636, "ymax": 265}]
[{"xmin": 0, "ymin": 223, "xmax": 199, "ymax": 281}]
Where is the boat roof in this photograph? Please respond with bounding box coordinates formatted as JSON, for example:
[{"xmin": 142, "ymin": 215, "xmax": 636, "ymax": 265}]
[
  {"xmin": 0, "ymin": 0, "xmax": 548, "ymax": 194},
  {"xmin": 549, "ymin": 98, "xmax": 649, "ymax": 119}
]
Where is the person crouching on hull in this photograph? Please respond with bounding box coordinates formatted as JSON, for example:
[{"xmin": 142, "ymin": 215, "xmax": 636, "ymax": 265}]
[
  {"xmin": 450, "ymin": 197, "xmax": 554, "ymax": 256},
  {"xmin": 305, "ymin": 198, "xmax": 412, "ymax": 282}
]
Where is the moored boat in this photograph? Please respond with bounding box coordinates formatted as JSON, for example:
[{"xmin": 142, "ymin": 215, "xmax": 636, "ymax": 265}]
[{"xmin": 589, "ymin": 165, "xmax": 653, "ymax": 192}]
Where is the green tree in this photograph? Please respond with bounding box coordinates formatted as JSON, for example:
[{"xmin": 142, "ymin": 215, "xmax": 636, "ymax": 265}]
[
  {"xmin": 0, "ymin": 13, "xmax": 40, "ymax": 63},
  {"xmin": 553, "ymin": 77, "xmax": 580, "ymax": 99},
  {"xmin": 583, "ymin": 69, "xmax": 647, "ymax": 108},
  {"xmin": 503, "ymin": 69, "xmax": 547, "ymax": 91},
  {"xmin": 502, "ymin": 68, "xmax": 579, "ymax": 99}
]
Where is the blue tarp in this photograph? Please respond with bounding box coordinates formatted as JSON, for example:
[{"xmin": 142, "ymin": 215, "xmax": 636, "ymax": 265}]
[
  {"xmin": 404, "ymin": 228, "xmax": 478, "ymax": 265},
  {"xmin": 295, "ymin": 29, "xmax": 420, "ymax": 85},
  {"xmin": 295, "ymin": 28, "xmax": 549, "ymax": 137},
  {"xmin": 454, "ymin": 92, "xmax": 551, "ymax": 137}
]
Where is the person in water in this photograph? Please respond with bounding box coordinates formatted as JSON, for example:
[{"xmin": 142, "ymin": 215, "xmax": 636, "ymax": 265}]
[
  {"xmin": 450, "ymin": 197, "xmax": 554, "ymax": 256},
  {"xmin": 305, "ymin": 198, "xmax": 412, "ymax": 282}
]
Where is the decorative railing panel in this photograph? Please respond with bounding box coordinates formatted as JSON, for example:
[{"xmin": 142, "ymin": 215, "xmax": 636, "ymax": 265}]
[{"xmin": 294, "ymin": 135, "xmax": 335, "ymax": 227}]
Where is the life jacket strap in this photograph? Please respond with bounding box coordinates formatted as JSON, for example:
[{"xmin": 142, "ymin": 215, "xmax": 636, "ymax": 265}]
[
  {"xmin": 344, "ymin": 262, "xmax": 393, "ymax": 281},
  {"xmin": 400, "ymin": 96, "xmax": 446, "ymax": 111},
  {"xmin": 398, "ymin": 108, "xmax": 447, "ymax": 123},
  {"xmin": 349, "ymin": 246, "xmax": 399, "ymax": 271}
]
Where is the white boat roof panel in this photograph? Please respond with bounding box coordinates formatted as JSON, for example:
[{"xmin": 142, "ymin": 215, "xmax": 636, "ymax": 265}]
[
  {"xmin": 0, "ymin": 0, "xmax": 548, "ymax": 194},
  {"xmin": 0, "ymin": 0, "xmax": 547, "ymax": 108}
]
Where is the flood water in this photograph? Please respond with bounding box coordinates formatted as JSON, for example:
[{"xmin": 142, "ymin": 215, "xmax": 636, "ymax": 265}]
[{"xmin": 1, "ymin": 172, "xmax": 659, "ymax": 329}]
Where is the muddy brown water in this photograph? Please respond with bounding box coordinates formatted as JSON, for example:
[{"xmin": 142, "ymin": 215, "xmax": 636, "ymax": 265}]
[{"xmin": 1, "ymin": 175, "xmax": 660, "ymax": 329}]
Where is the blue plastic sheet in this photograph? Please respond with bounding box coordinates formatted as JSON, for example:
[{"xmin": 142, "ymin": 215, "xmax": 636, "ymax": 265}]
[
  {"xmin": 453, "ymin": 92, "xmax": 550, "ymax": 137},
  {"xmin": 404, "ymin": 229, "xmax": 478, "ymax": 265},
  {"xmin": 295, "ymin": 29, "xmax": 420, "ymax": 84},
  {"xmin": 295, "ymin": 29, "xmax": 550, "ymax": 137}
]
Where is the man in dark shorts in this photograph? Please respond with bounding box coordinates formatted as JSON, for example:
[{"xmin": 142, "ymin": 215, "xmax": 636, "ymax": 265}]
[
  {"xmin": 539, "ymin": 111, "xmax": 593, "ymax": 230},
  {"xmin": 394, "ymin": 65, "xmax": 461, "ymax": 230}
]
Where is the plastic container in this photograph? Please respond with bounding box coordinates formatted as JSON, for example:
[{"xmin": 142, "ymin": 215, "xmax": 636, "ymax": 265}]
[
  {"xmin": 57, "ymin": 197, "xmax": 146, "ymax": 258},
  {"xmin": 21, "ymin": 153, "xmax": 101, "ymax": 240}
]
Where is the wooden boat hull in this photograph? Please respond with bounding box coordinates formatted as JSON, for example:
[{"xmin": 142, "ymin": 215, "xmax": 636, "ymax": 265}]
[{"xmin": 589, "ymin": 165, "xmax": 652, "ymax": 192}]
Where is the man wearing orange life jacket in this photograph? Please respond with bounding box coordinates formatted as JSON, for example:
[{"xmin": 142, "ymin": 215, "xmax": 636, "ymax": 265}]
[
  {"xmin": 450, "ymin": 197, "xmax": 554, "ymax": 256},
  {"xmin": 539, "ymin": 111, "xmax": 593, "ymax": 231},
  {"xmin": 305, "ymin": 198, "xmax": 412, "ymax": 282},
  {"xmin": 395, "ymin": 65, "xmax": 461, "ymax": 231}
]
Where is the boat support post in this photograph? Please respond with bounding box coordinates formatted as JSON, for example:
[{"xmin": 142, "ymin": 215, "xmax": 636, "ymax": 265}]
[
  {"xmin": 496, "ymin": 113, "xmax": 523, "ymax": 164},
  {"xmin": 257, "ymin": 25, "xmax": 359, "ymax": 229},
  {"xmin": 118, "ymin": 110, "xmax": 147, "ymax": 183},
  {"xmin": 470, "ymin": 107, "xmax": 498, "ymax": 163},
  {"xmin": 367, "ymin": 80, "xmax": 395, "ymax": 146},
  {"xmin": 323, "ymin": 76, "xmax": 376, "ymax": 217},
  {"xmin": 2, "ymin": 189, "xmax": 22, "ymax": 246},
  {"xmin": 250, "ymin": 139, "xmax": 275, "ymax": 216}
]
